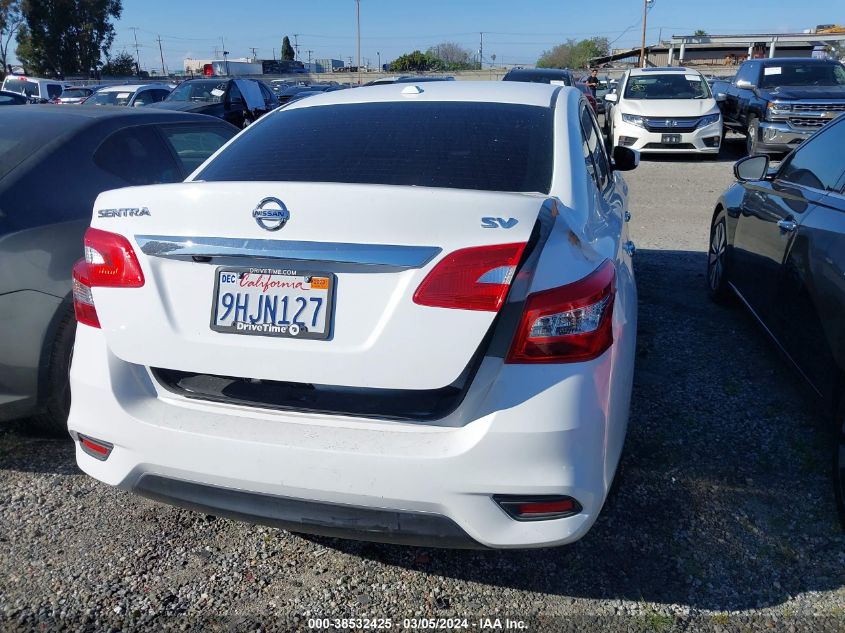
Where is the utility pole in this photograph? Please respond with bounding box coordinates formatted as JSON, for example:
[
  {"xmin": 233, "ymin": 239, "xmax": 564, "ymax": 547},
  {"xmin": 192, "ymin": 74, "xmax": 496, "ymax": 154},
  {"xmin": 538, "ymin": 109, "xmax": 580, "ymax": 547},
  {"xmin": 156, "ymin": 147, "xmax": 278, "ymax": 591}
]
[
  {"xmin": 355, "ymin": 0, "xmax": 361, "ymax": 85},
  {"xmin": 307, "ymin": 50, "xmax": 313, "ymax": 67},
  {"xmin": 640, "ymin": 0, "xmax": 653, "ymax": 68},
  {"xmin": 479, "ymin": 32, "xmax": 484, "ymax": 70},
  {"xmin": 157, "ymin": 35, "xmax": 166, "ymax": 76},
  {"xmin": 250, "ymin": 47, "xmax": 257, "ymax": 61},
  {"xmin": 221, "ymin": 37, "xmax": 229, "ymax": 75},
  {"xmin": 130, "ymin": 27, "xmax": 141, "ymax": 76},
  {"xmin": 377, "ymin": 51, "xmax": 380, "ymax": 71},
  {"xmin": 293, "ymin": 34, "xmax": 300, "ymax": 60},
  {"xmin": 272, "ymin": 48, "xmax": 276, "ymax": 61}
]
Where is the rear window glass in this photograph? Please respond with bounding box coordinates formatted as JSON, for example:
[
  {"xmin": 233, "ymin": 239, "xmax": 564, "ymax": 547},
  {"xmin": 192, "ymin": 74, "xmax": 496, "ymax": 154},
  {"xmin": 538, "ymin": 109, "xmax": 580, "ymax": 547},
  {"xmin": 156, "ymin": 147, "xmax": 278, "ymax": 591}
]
[
  {"xmin": 3, "ymin": 80, "xmax": 38, "ymax": 97},
  {"xmin": 160, "ymin": 125, "xmax": 236, "ymax": 174},
  {"xmin": 504, "ymin": 71, "xmax": 571, "ymax": 86},
  {"xmin": 198, "ymin": 102, "xmax": 553, "ymax": 193}
]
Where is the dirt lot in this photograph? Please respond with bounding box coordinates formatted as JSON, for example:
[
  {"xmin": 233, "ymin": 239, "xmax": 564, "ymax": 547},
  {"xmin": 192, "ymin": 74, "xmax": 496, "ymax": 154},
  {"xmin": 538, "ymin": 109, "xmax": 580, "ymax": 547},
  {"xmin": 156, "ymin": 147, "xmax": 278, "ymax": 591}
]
[{"xmin": 1, "ymin": 137, "xmax": 844, "ymax": 632}]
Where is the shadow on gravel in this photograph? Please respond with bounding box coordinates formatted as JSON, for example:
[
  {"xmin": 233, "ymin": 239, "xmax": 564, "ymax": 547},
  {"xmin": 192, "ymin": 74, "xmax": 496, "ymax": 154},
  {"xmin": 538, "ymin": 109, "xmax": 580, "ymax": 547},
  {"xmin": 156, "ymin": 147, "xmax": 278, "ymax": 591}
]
[
  {"xmin": 0, "ymin": 418, "xmax": 77, "ymax": 475},
  {"xmin": 306, "ymin": 248, "xmax": 845, "ymax": 611}
]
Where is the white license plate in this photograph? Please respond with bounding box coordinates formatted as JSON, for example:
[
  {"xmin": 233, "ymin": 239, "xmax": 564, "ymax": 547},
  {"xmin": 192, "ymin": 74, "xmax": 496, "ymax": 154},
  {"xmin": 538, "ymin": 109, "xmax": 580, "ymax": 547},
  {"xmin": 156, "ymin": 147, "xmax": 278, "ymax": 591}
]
[
  {"xmin": 211, "ymin": 267, "xmax": 334, "ymax": 340},
  {"xmin": 662, "ymin": 134, "xmax": 682, "ymax": 144}
]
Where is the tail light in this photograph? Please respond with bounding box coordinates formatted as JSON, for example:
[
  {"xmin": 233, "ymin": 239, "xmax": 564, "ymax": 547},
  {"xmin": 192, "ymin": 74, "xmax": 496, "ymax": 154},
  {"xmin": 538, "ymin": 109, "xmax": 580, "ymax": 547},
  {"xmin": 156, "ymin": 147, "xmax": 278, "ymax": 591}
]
[
  {"xmin": 72, "ymin": 228, "xmax": 145, "ymax": 329},
  {"xmin": 494, "ymin": 495, "xmax": 582, "ymax": 521},
  {"xmin": 413, "ymin": 242, "xmax": 527, "ymax": 312},
  {"xmin": 506, "ymin": 260, "xmax": 615, "ymax": 363}
]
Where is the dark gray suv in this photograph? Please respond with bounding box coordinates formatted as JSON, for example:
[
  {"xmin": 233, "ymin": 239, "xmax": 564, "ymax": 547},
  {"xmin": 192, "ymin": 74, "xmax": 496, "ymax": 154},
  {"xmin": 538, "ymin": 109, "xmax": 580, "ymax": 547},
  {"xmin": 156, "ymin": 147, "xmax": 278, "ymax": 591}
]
[{"xmin": 0, "ymin": 106, "xmax": 236, "ymax": 433}]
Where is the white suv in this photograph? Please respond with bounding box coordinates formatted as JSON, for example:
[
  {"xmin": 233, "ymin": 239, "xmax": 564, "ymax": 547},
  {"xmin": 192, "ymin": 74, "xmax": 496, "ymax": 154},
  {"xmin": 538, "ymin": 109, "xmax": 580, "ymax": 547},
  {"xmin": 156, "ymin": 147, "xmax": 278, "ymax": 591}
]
[
  {"xmin": 606, "ymin": 67, "xmax": 723, "ymax": 155},
  {"xmin": 0, "ymin": 75, "xmax": 64, "ymax": 103}
]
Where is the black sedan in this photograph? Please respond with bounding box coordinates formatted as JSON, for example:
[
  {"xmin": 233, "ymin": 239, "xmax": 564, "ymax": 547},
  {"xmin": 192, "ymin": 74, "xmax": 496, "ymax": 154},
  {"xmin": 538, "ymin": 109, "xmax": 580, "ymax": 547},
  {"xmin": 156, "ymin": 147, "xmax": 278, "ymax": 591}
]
[
  {"xmin": 0, "ymin": 107, "xmax": 236, "ymax": 433},
  {"xmin": 706, "ymin": 115, "xmax": 845, "ymax": 523},
  {"xmin": 150, "ymin": 78, "xmax": 277, "ymax": 128}
]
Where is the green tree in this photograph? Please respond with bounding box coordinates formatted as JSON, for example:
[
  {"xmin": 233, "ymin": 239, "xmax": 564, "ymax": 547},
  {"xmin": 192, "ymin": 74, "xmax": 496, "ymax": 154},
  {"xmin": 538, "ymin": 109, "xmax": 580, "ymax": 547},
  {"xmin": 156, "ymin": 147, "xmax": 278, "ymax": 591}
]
[
  {"xmin": 281, "ymin": 35, "xmax": 295, "ymax": 61},
  {"xmin": 101, "ymin": 49, "xmax": 134, "ymax": 76},
  {"xmin": 694, "ymin": 29, "xmax": 708, "ymax": 36},
  {"xmin": 0, "ymin": 0, "xmax": 23, "ymax": 77},
  {"xmin": 16, "ymin": 0, "xmax": 122, "ymax": 78},
  {"xmin": 536, "ymin": 37, "xmax": 609, "ymax": 70},
  {"xmin": 388, "ymin": 49, "xmax": 443, "ymax": 72}
]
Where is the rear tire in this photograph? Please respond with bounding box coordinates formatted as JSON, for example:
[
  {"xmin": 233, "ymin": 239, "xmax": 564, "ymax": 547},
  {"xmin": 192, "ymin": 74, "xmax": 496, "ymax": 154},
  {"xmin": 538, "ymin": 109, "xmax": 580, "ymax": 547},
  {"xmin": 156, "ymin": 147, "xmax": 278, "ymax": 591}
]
[
  {"xmin": 707, "ymin": 209, "xmax": 732, "ymax": 303},
  {"xmin": 31, "ymin": 306, "xmax": 75, "ymax": 436}
]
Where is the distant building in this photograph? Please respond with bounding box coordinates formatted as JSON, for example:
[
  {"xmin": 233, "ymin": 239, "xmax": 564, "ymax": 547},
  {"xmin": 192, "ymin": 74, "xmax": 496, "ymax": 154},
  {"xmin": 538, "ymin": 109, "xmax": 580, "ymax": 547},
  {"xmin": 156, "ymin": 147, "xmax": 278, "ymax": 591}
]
[
  {"xmin": 314, "ymin": 58, "xmax": 344, "ymax": 73},
  {"xmin": 591, "ymin": 30, "xmax": 845, "ymax": 68}
]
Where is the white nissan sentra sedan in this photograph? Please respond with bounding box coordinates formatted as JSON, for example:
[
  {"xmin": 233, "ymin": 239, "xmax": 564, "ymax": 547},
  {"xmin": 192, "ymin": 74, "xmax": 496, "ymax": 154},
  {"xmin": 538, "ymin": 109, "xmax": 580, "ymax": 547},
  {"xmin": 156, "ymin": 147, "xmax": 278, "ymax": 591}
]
[
  {"xmin": 68, "ymin": 81, "xmax": 639, "ymax": 549},
  {"xmin": 606, "ymin": 67, "xmax": 723, "ymax": 155}
]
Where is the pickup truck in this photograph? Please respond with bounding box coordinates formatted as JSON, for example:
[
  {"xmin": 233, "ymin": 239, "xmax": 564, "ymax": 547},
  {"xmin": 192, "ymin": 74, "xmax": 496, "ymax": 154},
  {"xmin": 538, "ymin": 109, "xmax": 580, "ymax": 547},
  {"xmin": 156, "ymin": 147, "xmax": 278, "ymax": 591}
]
[{"xmin": 712, "ymin": 57, "xmax": 845, "ymax": 155}]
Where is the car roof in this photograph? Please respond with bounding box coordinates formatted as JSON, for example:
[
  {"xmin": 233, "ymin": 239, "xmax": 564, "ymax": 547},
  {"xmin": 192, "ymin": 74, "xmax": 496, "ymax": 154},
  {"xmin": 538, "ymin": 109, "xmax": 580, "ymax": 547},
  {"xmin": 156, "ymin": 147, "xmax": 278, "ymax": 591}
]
[
  {"xmin": 0, "ymin": 104, "xmax": 229, "ymax": 128},
  {"xmin": 629, "ymin": 67, "xmax": 697, "ymax": 75},
  {"xmin": 284, "ymin": 80, "xmax": 569, "ymax": 110},
  {"xmin": 758, "ymin": 57, "xmax": 840, "ymax": 64},
  {"xmin": 96, "ymin": 83, "xmax": 170, "ymax": 93}
]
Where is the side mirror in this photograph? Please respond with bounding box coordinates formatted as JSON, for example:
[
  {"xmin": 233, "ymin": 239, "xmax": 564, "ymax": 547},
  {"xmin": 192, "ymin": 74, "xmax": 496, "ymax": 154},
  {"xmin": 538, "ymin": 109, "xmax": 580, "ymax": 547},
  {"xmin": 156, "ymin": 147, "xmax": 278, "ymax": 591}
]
[
  {"xmin": 604, "ymin": 92, "xmax": 618, "ymax": 103},
  {"xmin": 612, "ymin": 146, "xmax": 639, "ymax": 171},
  {"xmin": 133, "ymin": 100, "xmax": 145, "ymax": 107},
  {"xmin": 735, "ymin": 78, "xmax": 753, "ymax": 90},
  {"xmin": 229, "ymin": 96, "xmax": 244, "ymax": 106},
  {"xmin": 715, "ymin": 92, "xmax": 727, "ymax": 102},
  {"xmin": 733, "ymin": 155, "xmax": 769, "ymax": 182}
]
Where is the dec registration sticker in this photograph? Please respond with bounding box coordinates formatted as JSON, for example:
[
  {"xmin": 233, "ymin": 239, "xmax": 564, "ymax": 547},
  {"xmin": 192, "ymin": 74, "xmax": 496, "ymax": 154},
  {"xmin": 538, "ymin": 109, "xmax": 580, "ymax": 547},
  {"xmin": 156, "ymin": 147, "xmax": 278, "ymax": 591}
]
[{"xmin": 211, "ymin": 267, "xmax": 335, "ymax": 340}]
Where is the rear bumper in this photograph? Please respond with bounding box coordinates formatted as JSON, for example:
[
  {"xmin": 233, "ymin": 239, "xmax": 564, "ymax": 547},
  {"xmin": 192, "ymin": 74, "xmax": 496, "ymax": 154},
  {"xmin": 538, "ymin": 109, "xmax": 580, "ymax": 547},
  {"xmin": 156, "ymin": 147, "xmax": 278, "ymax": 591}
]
[
  {"xmin": 135, "ymin": 474, "xmax": 484, "ymax": 548},
  {"xmin": 755, "ymin": 121, "xmax": 815, "ymax": 153},
  {"xmin": 68, "ymin": 317, "xmax": 634, "ymax": 549}
]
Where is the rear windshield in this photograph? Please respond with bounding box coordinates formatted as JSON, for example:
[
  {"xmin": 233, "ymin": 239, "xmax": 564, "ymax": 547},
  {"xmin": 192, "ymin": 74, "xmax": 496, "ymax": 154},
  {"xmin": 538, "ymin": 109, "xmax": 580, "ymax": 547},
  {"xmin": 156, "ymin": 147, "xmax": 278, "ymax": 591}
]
[
  {"xmin": 167, "ymin": 80, "xmax": 227, "ymax": 103},
  {"xmin": 759, "ymin": 62, "xmax": 845, "ymax": 88},
  {"xmin": 505, "ymin": 71, "xmax": 571, "ymax": 86},
  {"xmin": 624, "ymin": 73, "xmax": 711, "ymax": 99},
  {"xmin": 197, "ymin": 101, "xmax": 553, "ymax": 193},
  {"xmin": 85, "ymin": 90, "xmax": 135, "ymax": 106}
]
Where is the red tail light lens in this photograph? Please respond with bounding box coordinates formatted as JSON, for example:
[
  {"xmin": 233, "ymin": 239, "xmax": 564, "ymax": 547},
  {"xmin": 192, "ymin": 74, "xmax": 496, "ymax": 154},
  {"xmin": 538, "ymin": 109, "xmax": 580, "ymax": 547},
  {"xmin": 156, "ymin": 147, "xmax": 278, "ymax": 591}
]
[
  {"xmin": 82, "ymin": 227, "xmax": 145, "ymax": 287},
  {"xmin": 413, "ymin": 242, "xmax": 527, "ymax": 312},
  {"xmin": 494, "ymin": 495, "xmax": 582, "ymax": 521},
  {"xmin": 72, "ymin": 228, "xmax": 145, "ymax": 328},
  {"xmin": 506, "ymin": 260, "xmax": 616, "ymax": 363},
  {"xmin": 78, "ymin": 434, "xmax": 113, "ymax": 461}
]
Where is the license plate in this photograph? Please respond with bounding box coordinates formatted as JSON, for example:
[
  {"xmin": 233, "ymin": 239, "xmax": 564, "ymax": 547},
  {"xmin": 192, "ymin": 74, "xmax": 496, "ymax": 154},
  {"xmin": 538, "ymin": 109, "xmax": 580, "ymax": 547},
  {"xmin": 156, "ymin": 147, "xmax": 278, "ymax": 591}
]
[
  {"xmin": 211, "ymin": 267, "xmax": 334, "ymax": 340},
  {"xmin": 662, "ymin": 134, "xmax": 682, "ymax": 144}
]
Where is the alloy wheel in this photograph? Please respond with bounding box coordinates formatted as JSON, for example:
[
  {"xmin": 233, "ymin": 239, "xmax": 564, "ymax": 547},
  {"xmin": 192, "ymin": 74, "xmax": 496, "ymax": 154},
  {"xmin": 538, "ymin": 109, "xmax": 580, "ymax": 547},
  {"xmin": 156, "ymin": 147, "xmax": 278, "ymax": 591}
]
[{"xmin": 708, "ymin": 219, "xmax": 726, "ymax": 291}]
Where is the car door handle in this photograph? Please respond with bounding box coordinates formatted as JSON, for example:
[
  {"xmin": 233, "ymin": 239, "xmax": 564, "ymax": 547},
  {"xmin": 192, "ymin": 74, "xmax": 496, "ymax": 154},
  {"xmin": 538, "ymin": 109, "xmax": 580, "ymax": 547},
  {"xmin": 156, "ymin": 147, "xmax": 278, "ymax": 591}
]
[
  {"xmin": 777, "ymin": 219, "xmax": 797, "ymax": 233},
  {"xmin": 623, "ymin": 240, "xmax": 636, "ymax": 257},
  {"xmin": 624, "ymin": 210, "xmax": 632, "ymax": 222}
]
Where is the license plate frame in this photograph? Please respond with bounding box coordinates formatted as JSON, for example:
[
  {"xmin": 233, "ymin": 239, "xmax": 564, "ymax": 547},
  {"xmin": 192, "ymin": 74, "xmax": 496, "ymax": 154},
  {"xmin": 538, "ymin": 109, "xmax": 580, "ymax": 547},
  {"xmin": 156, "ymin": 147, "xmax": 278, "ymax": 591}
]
[
  {"xmin": 661, "ymin": 134, "xmax": 682, "ymax": 144},
  {"xmin": 210, "ymin": 266, "xmax": 335, "ymax": 340}
]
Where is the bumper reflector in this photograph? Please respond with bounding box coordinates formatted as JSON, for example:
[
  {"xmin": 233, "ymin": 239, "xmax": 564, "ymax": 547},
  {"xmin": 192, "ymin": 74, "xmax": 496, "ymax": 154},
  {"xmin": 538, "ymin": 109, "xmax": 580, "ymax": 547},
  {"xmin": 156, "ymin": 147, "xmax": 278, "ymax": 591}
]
[
  {"xmin": 78, "ymin": 435, "xmax": 113, "ymax": 461},
  {"xmin": 493, "ymin": 495, "xmax": 582, "ymax": 521}
]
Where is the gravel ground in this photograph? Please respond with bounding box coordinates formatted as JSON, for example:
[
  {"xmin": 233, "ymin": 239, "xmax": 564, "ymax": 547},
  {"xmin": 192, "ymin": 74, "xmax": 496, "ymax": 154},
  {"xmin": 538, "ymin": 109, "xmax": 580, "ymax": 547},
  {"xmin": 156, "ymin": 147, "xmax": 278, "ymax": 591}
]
[{"xmin": 2, "ymin": 136, "xmax": 845, "ymax": 632}]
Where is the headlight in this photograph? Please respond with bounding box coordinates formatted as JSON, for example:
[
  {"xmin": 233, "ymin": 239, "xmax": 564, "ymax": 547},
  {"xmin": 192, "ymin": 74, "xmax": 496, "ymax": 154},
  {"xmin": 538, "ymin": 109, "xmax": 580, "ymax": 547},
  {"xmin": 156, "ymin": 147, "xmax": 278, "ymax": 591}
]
[
  {"xmin": 621, "ymin": 113, "xmax": 645, "ymax": 127},
  {"xmin": 766, "ymin": 101, "xmax": 792, "ymax": 119},
  {"xmin": 697, "ymin": 113, "xmax": 721, "ymax": 128}
]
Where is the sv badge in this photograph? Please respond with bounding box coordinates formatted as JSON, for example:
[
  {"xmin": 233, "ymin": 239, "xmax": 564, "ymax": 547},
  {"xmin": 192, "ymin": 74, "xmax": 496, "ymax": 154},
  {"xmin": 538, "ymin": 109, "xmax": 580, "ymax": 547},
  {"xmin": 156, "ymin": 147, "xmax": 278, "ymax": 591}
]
[{"xmin": 481, "ymin": 217, "xmax": 518, "ymax": 229}]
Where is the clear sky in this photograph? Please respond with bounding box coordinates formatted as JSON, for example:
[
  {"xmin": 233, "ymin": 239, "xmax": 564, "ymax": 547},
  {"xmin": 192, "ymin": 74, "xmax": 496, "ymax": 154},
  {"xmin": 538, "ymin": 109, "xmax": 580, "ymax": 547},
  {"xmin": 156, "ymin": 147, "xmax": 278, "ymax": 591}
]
[{"xmin": 29, "ymin": 0, "xmax": 842, "ymax": 72}]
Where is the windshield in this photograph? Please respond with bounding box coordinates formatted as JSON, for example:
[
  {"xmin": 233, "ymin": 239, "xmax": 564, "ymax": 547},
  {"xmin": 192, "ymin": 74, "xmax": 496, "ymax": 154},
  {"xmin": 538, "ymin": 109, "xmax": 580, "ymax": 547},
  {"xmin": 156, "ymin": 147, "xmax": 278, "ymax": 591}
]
[
  {"xmin": 198, "ymin": 101, "xmax": 553, "ymax": 193},
  {"xmin": 166, "ymin": 80, "xmax": 227, "ymax": 103},
  {"xmin": 62, "ymin": 88, "xmax": 91, "ymax": 98},
  {"xmin": 624, "ymin": 73, "xmax": 711, "ymax": 100},
  {"xmin": 760, "ymin": 62, "xmax": 845, "ymax": 88},
  {"xmin": 85, "ymin": 90, "xmax": 135, "ymax": 106}
]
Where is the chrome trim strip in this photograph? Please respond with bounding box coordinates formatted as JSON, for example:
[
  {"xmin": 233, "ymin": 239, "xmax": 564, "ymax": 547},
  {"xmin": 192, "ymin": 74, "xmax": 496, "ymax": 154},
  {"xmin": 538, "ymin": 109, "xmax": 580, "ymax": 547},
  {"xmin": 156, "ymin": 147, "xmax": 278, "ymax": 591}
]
[{"xmin": 135, "ymin": 235, "xmax": 441, "ymax": 270}]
